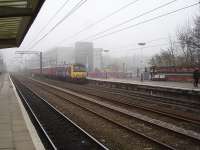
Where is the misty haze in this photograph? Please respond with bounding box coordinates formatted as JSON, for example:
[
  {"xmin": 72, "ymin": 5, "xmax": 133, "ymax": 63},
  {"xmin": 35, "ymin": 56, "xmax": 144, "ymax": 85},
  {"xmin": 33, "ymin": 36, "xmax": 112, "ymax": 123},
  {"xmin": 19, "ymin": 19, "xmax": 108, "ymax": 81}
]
[{"xmin": 0, "ymin": 0, "xmax": 200, "ymax": 150}]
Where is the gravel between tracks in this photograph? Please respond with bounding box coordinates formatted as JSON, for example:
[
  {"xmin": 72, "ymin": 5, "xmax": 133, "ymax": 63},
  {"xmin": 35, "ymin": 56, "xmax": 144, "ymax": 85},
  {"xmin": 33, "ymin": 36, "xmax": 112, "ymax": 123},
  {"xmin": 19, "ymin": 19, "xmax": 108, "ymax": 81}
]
[
  {"xmin": 33, "ymin": 76, "xmax": 200, "ymax": 133},
  {"xmin": 17, "ymin": 76, "xmax": 200, "ymax": 150},
  {"xmin": 21, "ymin": 78, "xmax": 167, "ymax": 150}
]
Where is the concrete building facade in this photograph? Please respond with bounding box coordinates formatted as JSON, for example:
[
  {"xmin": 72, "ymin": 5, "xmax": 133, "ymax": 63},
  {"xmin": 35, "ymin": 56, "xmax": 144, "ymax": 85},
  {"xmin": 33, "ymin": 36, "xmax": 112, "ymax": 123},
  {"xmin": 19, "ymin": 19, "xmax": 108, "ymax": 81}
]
[
  {"xmin": 43, "ymin": 47, "xmax": 75, "ymax": 67},
  {"xmin": 75, "ymin": 42, "xmax": 94, "ymax": 71}
]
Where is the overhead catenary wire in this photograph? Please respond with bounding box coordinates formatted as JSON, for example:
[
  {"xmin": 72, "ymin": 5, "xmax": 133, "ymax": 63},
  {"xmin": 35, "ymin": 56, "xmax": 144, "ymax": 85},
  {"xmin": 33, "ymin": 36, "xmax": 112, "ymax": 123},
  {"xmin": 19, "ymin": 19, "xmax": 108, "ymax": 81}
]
[
  {"xmin": 57, "ymin": 0, "xmax": 141, "ymax": 45},
  {"xmin": 111, "ymin": 41, "xmax": 183, "ymax": 53},
  {"xmin": 120, "ymin": 43, "xmax": 174, "ymax": 51},
  {"xmin": 146, "ymin": 36, "xmax": 174, "ymax": 44},
  {"xmin": 110, "ymin": 36, "xmax": 175, "ymax": 50},
  {"xmin": 90, "ymin": 2, "xmax": 200, "ymax": 41},
  {"xmin": 29, "ymin": 0, "xmax": 87, "ymax": 49},
  {"xmin": 25, "ymin": 0, "xmax": 70, "ymax": 48},
  {"xmin": 82, "ymin": 0, "xmax": 178, "ymax": 41},
  {"xmin": 60, "ymin": 0, "xmax": 177, "ymax": 46},
  {"xmin": 29, "ymin": 0, "xmax": 88, "ymax": 49}
]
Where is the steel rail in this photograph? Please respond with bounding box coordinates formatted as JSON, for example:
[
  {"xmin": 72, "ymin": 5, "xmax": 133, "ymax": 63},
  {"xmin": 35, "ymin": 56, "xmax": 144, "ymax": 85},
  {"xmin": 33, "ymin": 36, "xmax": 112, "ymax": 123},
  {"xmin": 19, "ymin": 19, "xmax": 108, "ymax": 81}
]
[
  {"xmin": 11, "ymin": 78, "xmax": 57, "ymax": 150},
  {"xmin": 18, "ymin": 76, "xmax": 200, "ymax": 149},
  {"xmin": 31, "ymin": 79, "xmax": 200, "ymax": 142},
  {"xmin": 29, "ymin": 76, "xmax": 200, "ymax": 116},
  {"xmin": 86, "ymin": 84, "xmax": 200, "ymax": 110},
  {"xmin": 83, "ymin": 87, "xmax": 200, "ymax": 125},
  {"xmin": 30, "ymin": 77, "xmax": 200, "ymax": 126},
  {"xmin": 25, "ymin": 78, "xmax": 185, "ymax": 150},
  {"xmin": 11, "ymin": 76, "xmax": 109, "ymax": 150},
  {"xmin": 71, "ymin": 82, "xmax": 200, "ymax": 123}
]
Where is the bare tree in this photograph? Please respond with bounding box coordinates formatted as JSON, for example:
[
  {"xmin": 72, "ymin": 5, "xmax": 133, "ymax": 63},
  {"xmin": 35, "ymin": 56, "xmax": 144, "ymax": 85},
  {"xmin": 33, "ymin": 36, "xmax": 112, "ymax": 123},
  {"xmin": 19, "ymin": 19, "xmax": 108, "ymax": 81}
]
[{"xmin": 150, "ymin": 13, "xmax": 200, "ymax": 67}]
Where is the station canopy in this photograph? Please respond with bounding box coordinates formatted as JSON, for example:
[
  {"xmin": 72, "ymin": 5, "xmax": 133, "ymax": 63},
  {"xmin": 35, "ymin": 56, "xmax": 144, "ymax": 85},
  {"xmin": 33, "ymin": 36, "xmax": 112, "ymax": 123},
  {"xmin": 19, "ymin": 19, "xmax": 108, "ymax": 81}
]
[{"xmin": 0, "ymin": 0, "xmax": 45, "ymax": 49}]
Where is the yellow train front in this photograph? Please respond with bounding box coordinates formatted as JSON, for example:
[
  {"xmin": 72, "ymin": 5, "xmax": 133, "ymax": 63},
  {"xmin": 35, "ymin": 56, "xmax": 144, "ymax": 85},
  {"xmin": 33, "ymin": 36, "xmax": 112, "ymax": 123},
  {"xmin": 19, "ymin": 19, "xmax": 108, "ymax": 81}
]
[
  {"xmin": 32, "ymin": 63, "xmax": 87, "ymax": 83},
  {"xmin": 66, "ymin": 64, "xmax": 87, "ymax": 82}
]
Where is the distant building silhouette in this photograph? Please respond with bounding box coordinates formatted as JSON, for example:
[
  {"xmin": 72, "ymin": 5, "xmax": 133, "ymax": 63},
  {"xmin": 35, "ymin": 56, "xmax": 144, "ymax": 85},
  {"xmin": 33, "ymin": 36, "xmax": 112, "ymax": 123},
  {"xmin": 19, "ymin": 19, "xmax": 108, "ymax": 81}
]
[
  {"xmin": 44, "ymin": 47, "xmax": 75, "ymax": 67},
  {"xmin": 75, "ymin": 42, "xmax": 94, "ymax": 71}
]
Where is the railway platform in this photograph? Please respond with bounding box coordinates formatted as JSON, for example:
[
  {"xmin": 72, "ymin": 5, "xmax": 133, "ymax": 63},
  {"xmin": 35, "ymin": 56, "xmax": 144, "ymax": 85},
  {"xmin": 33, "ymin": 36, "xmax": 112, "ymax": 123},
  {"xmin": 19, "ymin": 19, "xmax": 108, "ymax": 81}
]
[
  {"xmin": 0, "ymin": 73, "xmax": 44, "ymax": 150},
  {"xmin": 88, "ymin": 77, "xmax": 200, "ymax": 91}
]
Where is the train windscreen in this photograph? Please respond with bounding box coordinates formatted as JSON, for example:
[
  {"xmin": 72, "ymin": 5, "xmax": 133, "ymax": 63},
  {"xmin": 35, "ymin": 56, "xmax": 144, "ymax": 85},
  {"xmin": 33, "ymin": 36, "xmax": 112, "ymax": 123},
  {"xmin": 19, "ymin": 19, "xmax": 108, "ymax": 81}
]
[{"xmin": 73, "ymin": 65, "xmax": 86, "ymax": 72}]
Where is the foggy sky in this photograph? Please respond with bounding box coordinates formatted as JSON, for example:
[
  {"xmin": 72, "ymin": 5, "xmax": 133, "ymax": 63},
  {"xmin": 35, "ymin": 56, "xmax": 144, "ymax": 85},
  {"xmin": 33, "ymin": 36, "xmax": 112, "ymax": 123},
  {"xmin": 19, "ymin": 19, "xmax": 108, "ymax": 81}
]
[{"xmin": 1, "ymin": 0, "xmax": 199, "ymax": 64}]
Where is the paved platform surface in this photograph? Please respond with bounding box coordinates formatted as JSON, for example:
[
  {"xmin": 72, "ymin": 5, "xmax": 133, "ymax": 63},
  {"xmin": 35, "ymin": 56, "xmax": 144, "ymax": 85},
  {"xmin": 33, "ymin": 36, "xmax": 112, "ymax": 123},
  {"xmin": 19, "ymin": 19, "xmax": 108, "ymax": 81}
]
[
  {"xmin": 88, "ymin": 77, "xmax": 200, "ymax": 91},
  {"xmin": 0, "ymin": 74, "xmax": 43, "ymax": 150}
]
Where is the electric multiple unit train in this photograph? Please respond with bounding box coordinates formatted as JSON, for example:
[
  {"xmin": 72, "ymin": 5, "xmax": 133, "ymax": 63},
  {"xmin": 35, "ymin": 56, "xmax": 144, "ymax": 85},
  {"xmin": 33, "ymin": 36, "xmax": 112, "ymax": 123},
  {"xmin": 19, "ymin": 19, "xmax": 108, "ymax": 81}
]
[{"xmin": 31, "ymin": 63, "xmax": 87, "ymax": 82}]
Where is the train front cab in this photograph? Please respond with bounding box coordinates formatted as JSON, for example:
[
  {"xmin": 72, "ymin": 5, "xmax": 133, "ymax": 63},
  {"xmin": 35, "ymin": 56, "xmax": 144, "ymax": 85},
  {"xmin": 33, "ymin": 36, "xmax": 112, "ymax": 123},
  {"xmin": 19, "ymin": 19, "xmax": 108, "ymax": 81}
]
[{"xmin": 67, "ymin": 64, "xmax": 87, "ymax": 83}]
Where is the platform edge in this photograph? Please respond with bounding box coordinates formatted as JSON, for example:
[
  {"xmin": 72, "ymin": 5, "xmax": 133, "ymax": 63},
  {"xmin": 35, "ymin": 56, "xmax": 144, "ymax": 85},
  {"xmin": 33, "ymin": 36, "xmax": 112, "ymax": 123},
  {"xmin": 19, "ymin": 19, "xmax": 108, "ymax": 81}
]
[{"xmin": 9, "ymin": 74, "xmax": 45, "ymax": 150}]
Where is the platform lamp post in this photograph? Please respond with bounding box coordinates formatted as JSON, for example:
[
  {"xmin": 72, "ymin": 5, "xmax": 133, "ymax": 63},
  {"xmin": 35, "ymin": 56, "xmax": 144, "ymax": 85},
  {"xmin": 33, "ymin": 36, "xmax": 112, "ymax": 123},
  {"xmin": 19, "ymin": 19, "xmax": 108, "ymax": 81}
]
[
  {"xmin": 137, "ymin": 42, "xmax": 146, "ymax": 80},
  {"xmin": 102, "ymin": 50, "xmax": 110, "ymax": 79}
]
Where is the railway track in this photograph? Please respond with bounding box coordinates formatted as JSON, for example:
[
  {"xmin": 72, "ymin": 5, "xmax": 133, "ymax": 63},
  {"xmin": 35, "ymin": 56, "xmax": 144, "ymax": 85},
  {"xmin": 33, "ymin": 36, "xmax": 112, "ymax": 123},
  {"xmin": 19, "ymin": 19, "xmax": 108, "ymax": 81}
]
[
  {"xmin": 15, "ymin": 75, "xmax": 200, "ymax": 150},
  {"xmin": 87, "ymin": 83, "xmax": 200, "ymax": 110},
  {"xmin": 33, "ymin": 76, "xmax": 200, "ymax": 126},
  {"xmin": 11, "ymin": 76, "xmax": 108, "ymax": 150},
  {"xmin": 37, "ymin": 76, "xmax": 200, "ymax": 112},
  {"xmin": 88, "ymin": 78, "xmax": 200, "ymax": 102},
  {"xmin": 76, "ymin": 82, "xmax": 200, "ymax": 111}
]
